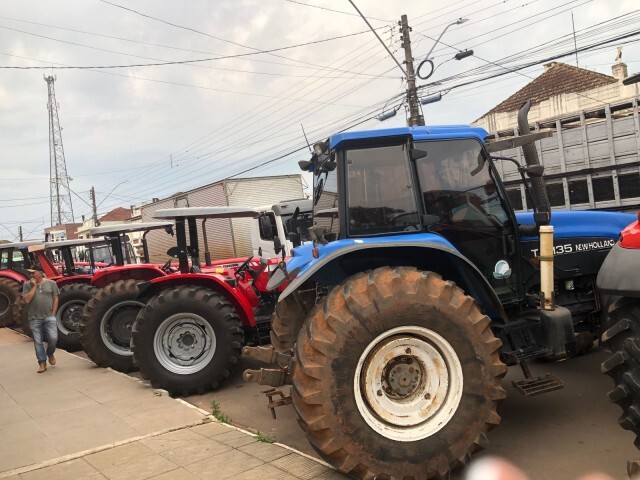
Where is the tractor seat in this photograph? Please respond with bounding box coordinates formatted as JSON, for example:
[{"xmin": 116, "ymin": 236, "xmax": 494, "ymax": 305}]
[{"xmin": 190, "ymin": 265, "xmax": 202, "ymax": 273}]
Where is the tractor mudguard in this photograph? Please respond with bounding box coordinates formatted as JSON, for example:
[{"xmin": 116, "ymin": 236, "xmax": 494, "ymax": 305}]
[
  {"xmin": 0, "ymin": 270, "xmax": 28, "ymax": 284},
  {"xmin": 56, "ymin": 276, "xmax": 92, "ymax": 288},
  {"xmin": 137, "ymin": 273, "xmax": 256, "ymax": 326},
  {"xmin": 278, "ymin": 237, "xmax": 507, "ymax": 321},
  {"xmin": 91, "ymin": 264, "xmax": 167, "ymax": 289},
  {"xmin": 597, "ymin": 242, "xmax": 640, "ymax": 298}
]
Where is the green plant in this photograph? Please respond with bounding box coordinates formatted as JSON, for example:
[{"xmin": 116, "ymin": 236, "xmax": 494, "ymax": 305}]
[
  {"xmin": 211, "ymin": 400, "xmax": 231, "ymax": 423},
  {"xmin": 256, "ymin": 431, "xmax": 275, "ymax": 443}
]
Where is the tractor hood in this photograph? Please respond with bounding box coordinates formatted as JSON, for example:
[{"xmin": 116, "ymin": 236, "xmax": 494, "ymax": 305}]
[{"xmin": 516, "ymin": 210, "xmax": 635, "ymax": 240}]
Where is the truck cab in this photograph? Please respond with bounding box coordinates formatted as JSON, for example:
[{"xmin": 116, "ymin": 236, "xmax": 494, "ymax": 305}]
[{"xmin": 250, "ymin": 199, "xmax": 313, "ymax": 258}]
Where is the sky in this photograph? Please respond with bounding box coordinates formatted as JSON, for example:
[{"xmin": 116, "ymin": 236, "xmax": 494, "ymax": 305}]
[{"xmin": 1, "ymin": 0, "xmax": 638, "ymax": 241}]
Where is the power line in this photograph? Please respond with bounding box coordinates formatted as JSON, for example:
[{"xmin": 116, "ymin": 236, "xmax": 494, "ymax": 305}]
[
  {"xmin": 283, "ymin": 0, "xmax": 391, "ymax": 22},
  {"xmin": 0, "ymin": 25, "xmax": 377, "ymax": 69},
  {"xmin": 0, "ymin": 14, "xmax": 385, "ymax": 74}
]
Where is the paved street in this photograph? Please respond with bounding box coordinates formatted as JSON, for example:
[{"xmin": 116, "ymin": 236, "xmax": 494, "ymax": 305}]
[
  {"xmin": 183, "ymin": 346, "xmax": 638, "ymax": 480},
  {"xmin": 4, "ymin": 326, "xmax": 638, "ymax": 479},
  {"xmin": 0, "ymin": 328, "xmax": 346, "ymax": 480}
]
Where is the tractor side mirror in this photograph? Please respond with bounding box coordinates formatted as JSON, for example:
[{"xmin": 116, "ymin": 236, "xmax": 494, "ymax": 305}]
[
  {"xmin": 273, "ymin": 236, "xmax": 283, "ymax": 255},
  {"xmin": 164, "ymin": 226, "xmax": 174, "ymax": 236},
  {"xmin": 298, "ymin": 160, "xmax": 312, "ymax": 171}
]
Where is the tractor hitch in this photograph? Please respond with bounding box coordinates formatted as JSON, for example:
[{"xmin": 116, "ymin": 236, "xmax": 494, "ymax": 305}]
[
  {"xmin": 262, "ymin": 388, "xmax": 293, "ymax": 419},
  {"xmin": 242, "ymin": 345, "xmax": 294, "ymax": 387}
]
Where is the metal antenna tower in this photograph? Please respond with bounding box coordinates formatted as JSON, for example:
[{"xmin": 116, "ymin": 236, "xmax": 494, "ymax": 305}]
[{"xmin": 44, "ymin": 75, "xmax": 75, "ymax": 226}]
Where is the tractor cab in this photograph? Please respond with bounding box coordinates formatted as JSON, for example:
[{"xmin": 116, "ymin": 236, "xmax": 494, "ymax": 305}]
[
  {"xmin": 301, "ymin": 127, "xmax": 553, "ymax": 307},
  {"xmin": 153, "ymin": 206, "xmax": 261, "ymax": 276},
  {"xmin": 89, "ymin": 222, "xmax": 174, "ymax": 266},
  {"xmin": 28, "ymin": 238, "xmax": 110, "ymax": 276},
  {"xmin": 0, "ymin": 240, "xmax": 57, "ymax": 278}
]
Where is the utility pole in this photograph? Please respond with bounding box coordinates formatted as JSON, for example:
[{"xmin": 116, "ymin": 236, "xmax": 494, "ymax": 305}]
[
  {"xmin": 90, "ymin": 186, "xmax": 100, "ymax": 227},
  {"xmin": 400, "ymin": 15, "xmax": 424, "ymax": 127},
  {"xmin": 18, "ymin": 226, "xmax": 23, "ymax": 242}
]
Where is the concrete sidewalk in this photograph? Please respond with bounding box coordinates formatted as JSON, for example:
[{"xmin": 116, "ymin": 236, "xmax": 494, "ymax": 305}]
[{"xmin": 0, "ymin": 328, "xmax": 346, "ymax": 480}]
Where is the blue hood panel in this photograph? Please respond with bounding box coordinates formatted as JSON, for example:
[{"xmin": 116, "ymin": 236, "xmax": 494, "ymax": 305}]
[{"xmin": 516, "ymin": 210, "xmax": 635, "ymax": 240}]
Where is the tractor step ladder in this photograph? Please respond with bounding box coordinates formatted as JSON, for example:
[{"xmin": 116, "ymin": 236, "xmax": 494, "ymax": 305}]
[
  {"xmin": 508, "ymin": 345, "xmax": 564, "ymax": 397},
  {"xmin": 512, "ymin": 373, "xmax": 564, "ymax": 396},
  {"xmin": 496, "ymin": 319, "xmax": 565, "ymax": 397}
]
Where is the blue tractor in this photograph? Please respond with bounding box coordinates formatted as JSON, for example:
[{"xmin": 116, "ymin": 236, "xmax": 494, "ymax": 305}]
[{"xmin": 243, "ymin": 101, "xmax": 635, "ymax": 479}]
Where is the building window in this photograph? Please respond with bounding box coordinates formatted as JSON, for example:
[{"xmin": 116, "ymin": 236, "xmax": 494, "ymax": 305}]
[
  {"xmin": 546, "ymin": 183, "xmax": 565, "ymax": 207},
  {"xmin": 506, "ymin": 188, "xmax": 523, "ymax": 211},
  {"xmin": 592, "ymin": 176, "xmax": 615, "ymax": 202},
  {"xmin": 568, "ymin": 179, "xmax": 589, "ymax": 204},
  {"xmin": 619, "ymin": 173, "xmax": 640, "ymax": 199}
]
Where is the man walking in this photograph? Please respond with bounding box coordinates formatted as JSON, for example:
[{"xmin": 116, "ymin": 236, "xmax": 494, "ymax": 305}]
[{"xmin": 22, "ymin": 266, "xmax": 59, "ymax": 373}]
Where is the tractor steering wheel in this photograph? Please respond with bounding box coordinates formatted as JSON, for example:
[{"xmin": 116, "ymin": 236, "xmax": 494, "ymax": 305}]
[
  {"xmin": 161, "ymin": 259, "xmax": 173, "ymax": 273},
  {"xmin": 235, "ymin": 256, "xmax": 254, "ymax": 278}
]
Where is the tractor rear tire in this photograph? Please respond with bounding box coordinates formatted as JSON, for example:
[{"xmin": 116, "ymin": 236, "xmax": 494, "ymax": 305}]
[
  {"xmin": 80, "ymin": 279, "xmax": 142, "ymax": 372},
  {"xmin": 270, "ymin": 290, "xmax": 315, "ymax": 352},
  {"xmin": 601, "ymin": 297, "xmax": 640, "ymax": 447},
  {"xmin": 131, "ymin": 286, "xmax": 244, "ymax": 396},
  {"xmin": 56, "ymin": 283, "xmax": 96, "ymax": 352},
  {"xmin": 293, "ymin": 267, "xmax": 507, "ymax": 479},
  {"xmin": 0, "ymin": 278, "xmax": 21, "ymax": 327},
  {"xmin": 20, "ymin": 302, "xmax": 31, "ymax": 337}
]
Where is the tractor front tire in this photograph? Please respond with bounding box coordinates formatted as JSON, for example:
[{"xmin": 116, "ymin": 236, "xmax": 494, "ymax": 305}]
[
  {"xmin": 80, "ymin": 279, "xmax": 142, "ymax": 372},
  {"xmin": 270, "ymin": 290, "xmax": 315, "ymax": 352},
  {"xmin": 56, "ymin": 283, "xmax": 96, "ymax": 351},
  {"xmin": 602, "ymin": 297, "xmax": 640, "ymax": 447},
  {"xmin": 0, "ymin": 278, "xmax": 21, "ymax": 327},
  {"xmin": 293, "ymin": 267, "xmax": 507, "ymax": 479},
  {"xmin": 131, "ymin": 286, "xmax": 244, "ymax": 396}
]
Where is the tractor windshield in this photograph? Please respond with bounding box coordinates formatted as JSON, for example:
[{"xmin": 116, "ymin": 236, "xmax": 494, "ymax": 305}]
[{"xmin": 345, "ymin": 143, "xmax": 419, "ymax": 236}]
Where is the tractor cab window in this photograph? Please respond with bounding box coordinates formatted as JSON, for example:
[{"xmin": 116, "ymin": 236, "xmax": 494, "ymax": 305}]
[
  {"xmin": 346, "ymin": 143, "xmax": 419, "ymax": 236},
  {"xmin": 0, "ymin": 250, "xmax": 8, "ymax": 269},
  {"xmin": 313, "ymin": 168, "xmax": 339, "ymax": 241},
  {"xmin": 11, "ymin": 250, "xmax": 27, "ymax": 270},
  {"xmin": 415, "ymin": 139, "xmax": 518, "ymax": 301},
  {"xmin": 283, "ymin": 212, "xmax": 313, "ymax": 242},
  {"xmin": 93, "ymin": 245, "xmax": 113, "ymax": 264}
]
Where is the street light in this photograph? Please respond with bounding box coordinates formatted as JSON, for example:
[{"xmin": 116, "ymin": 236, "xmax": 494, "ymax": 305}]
[
  {"xmin": 423, "ymin": 18, "xmax": 468, "ymax": 63},
  {"xmin": 97, "ymin": 180, "xmax": 128, "ymax": 209}
]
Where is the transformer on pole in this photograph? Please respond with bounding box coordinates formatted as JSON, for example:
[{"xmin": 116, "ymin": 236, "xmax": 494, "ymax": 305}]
[{"xmin": 44, "ymin": 75, "xmax": 75, "ymax": 226}]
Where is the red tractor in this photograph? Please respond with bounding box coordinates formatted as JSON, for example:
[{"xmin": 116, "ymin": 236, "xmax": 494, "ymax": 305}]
[
  {"xmin": 599, "ymin": 212, "xmax": 640, "ymax": 453},
  {"xmin": 18, "ymin": 238, "xmax": 110, "ymax": 350},
  {"xmin": 79, "ymin": 221, "xmax": 176, "ymax": 372},
  {"xmin": 131, "ymin": 206, "xmax": 279, "ymax": 396},
  {"xmin": 0, "ymin": 240, "xmax": 56, "ymax": 327}
]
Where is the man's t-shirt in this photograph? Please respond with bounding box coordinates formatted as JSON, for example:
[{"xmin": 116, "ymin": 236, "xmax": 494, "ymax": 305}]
[{"xmin": 23, "ymin": 279, "xmax": 60, "ymax": 320}]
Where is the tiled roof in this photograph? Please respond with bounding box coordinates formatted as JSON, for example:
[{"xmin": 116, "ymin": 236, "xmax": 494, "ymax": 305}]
[
  {"xmin": 99, "ymin": 207, "xmax": 131, "ymax": 222},
  {"xmin": 481, "ymin": 62, "xmax": 618, "ymax": 117}
]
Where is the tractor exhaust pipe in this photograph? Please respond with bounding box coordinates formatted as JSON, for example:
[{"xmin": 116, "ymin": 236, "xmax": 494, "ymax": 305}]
[{"xmin": 518, "ymin": 100, "xmax": 551, "ymax": 225}]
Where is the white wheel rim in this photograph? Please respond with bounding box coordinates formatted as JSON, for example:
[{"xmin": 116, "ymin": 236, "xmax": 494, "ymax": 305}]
[
  {"xmin": 153, "ymin": 313, "xmax": 216, "ymax": 375},
  {"xmin": 100, "ymin": 300, "xmax": 143, "ymax": 356},
  {"xmin": 354, "ymin": 325, "xmax": 464, "ymax": 442},
  {"xmin": 57, "ymin": 300, "xmax": 85, "ymax": 335}
]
